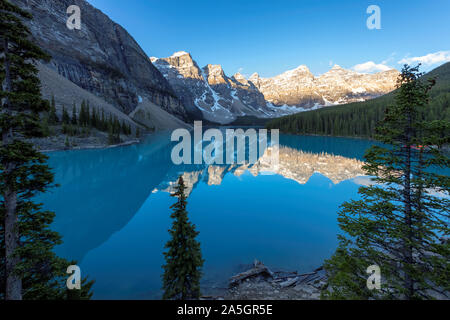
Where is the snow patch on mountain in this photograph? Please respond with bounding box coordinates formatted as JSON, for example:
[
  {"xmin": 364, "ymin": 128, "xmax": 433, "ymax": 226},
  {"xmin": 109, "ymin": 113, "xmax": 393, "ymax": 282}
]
[{"xmin": 171, "ymin": 51, "xmax": 189, "ymax": 57}]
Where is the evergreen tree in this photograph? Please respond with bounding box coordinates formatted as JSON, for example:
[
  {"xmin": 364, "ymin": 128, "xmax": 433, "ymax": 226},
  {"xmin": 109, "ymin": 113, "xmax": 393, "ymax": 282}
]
[
  {"xmin": 120, "ymin": 120, "xmax": 131, "ymax": 135},
  {"xmin": 106, "ymin": 115, "xmax": 120, "ymax": 145},
  {"xmin": 101, "ymin": 109, "xmax": 105, "ymax": 131},
  {"xmin": 40, "ymin": 116, "xmax": 51, "ymax": 137},
  {"xmin": 162, "ymin": 176, "xmax": 204, "ymax": 300},
  {"xmin": 113, "ymin": 116, "xmax": 120, "ymax": 135},
  {"xmin": 91, "ymin": 107, "xmax": 97, "ymax": 129},
  {"xmin": 61, "ymin": 105, "xmax": 70, "ymax": 124},
  {"xmin": 48, "ymin": 95, "xmax": 58, "ymax": 124},
  {"xmin": 107, "ymin": 126, "xmax": 114, "ymax": 145},
  {"xmin": 107, "ymin": 113, "xmax": 112, "ymax": 129},
  {"xmin": 65, "ymin": 275, "xmax": 94, "ymax": 300},
  {"xmin": 0, "ymin": 0, "xmax": 93, "ymax": 300},
  {"xmin": 79, "ymin": 100, "xmax": 91, "ymax": 128},
  {"xmin": 71, "ymin": 103, "xmax": 77, "ymax": 125},
  {"xmin": 121, "ymin": 120, "xmax": 127, "ymax": 135},
  {"xmin": 79, "ymin": 100, "xmax": 86, "ymax": 126},
  {"xmin": 322, "ymin": 65, "xmax": 450, "ymax": 300},
  {"xmin": 107, "ymin": 124, "xmax": 118, "ymax": 145},
  {"xmin": 86, "ymin": 101, "xmax": 90, "ymax": 127}
]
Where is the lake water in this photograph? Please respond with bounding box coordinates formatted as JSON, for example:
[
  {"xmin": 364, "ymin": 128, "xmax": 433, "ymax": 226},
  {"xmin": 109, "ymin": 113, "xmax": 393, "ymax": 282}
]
[{"xmin": 38, "ymin": 132, "xmax": 378, "ymax": 299}]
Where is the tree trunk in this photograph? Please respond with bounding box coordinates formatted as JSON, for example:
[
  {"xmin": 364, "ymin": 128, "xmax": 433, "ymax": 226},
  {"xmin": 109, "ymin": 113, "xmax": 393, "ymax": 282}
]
[
  {"xmin": 403, "ymin": 109, "xmax": 414, "ymax": 300},
  {"xmin": 4, "ymin": 185, "xmax": 21, "ymax": 300},
  {"xmin": 2, "ymin": 38, "xmax": 22, "ymax": 300}
]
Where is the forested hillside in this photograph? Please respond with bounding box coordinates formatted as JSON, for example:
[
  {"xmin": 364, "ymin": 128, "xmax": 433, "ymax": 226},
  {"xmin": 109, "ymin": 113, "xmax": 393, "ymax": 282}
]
[{"xmin": 266, "ymin": 63, "xmax": 450, "ymax": 137}]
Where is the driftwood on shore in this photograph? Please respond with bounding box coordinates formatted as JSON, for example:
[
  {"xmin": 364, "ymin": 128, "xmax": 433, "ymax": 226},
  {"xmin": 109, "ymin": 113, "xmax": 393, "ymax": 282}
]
[
  {"xmin": 229, "ymin": 260, "xmax": 327, "ymax": 288},
  {"xmin": 229, "ymin": 260, "xmax": 274, "ymax": 286},
  {"xmin": 295, "ymin": 267, "xmax": 326, "ymax": 286},
  {"xmin": 279, "ymin": 277, "xmax": 299, "ymax": 288}
]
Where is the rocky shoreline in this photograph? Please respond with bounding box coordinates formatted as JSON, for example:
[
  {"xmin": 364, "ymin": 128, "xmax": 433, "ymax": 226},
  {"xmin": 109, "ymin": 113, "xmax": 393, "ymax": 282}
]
[
  {"xmin": 201, "ymin": 260, "xmax": 327, "ymax": 300},
  {"xmin": 28, "ymin": 132, "xmax": 145, "ymax": 153}
]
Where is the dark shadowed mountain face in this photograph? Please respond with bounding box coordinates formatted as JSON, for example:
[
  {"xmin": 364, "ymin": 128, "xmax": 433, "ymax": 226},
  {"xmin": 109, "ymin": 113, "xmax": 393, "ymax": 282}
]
[{"xmin": 11, "ymin": 0, "xmax": 187, "ymax": 119}]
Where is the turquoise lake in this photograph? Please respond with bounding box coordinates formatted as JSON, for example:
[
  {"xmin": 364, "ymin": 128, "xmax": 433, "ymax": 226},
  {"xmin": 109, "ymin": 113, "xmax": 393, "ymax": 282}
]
[{"xmin": 37, "ymin": 132, "xmax": 380, "ymax": 299}]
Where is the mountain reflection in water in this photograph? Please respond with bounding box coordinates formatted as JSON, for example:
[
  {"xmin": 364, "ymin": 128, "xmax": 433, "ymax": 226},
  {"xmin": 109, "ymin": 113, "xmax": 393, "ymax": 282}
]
[
  {"xmin": 159, "ymin": 146, "xmax": 366, "ymax": 196},
  {"xmin": 37, "ymin": 132, "xmax": 377, "ymax": 299}
]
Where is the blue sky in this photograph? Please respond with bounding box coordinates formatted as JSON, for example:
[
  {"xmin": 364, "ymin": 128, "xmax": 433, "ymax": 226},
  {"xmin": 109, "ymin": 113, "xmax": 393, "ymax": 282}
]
[{"xmin": 87, "ymin": 0, "xmax": 450, "ymax": 77}]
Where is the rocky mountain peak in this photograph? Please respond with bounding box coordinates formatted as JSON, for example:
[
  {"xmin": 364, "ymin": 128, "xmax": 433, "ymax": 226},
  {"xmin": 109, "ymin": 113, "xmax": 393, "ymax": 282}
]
[
  {"xmin": 233, "ymin": 72, "xmax": 245, "ymax": 80},
  {"xmin": 280, "ymin": 65, "xmax": 313, "ymax": 77},
  {"xmin": 151, "ymin": 50, "xmax": 400, "ymax": 124},
  {"xmin": 164, "ymin": 51, "xmax": 197, "ymax": 68},
  {"xmin": 159, "ymin": 51, "xmax": 195, "ymax": 67},
  {"xmin": 203, "ymin": 64, "xmax": 228, "ymax": 85},
  {"xmin": 249, "ymin": 73, "xmax": 260, "ymax": 81},
  {"xmin": 323, "ymin": 65, "xmax": 356, "ymax": 76},
  {"xmin": 331, "ymin": 64, "xmax": 344, "ymax": 70},
  {"xmin": 292, "ymin": 65, "xmax": 312, "ymax": 73},
  {"xmin": 151, "ymin": 51, "xmax": 203, "ymax": 80},
  {"xmin": 232, "ymin": 72, "xmax": 248, "ymax": 85},
  {"xmin": 248, "ymin": 73, "xmax": 261, "ymax": 87},
  {"xmin": 171, "ymin": 51, "xmax": 190, "ymax": 58}
]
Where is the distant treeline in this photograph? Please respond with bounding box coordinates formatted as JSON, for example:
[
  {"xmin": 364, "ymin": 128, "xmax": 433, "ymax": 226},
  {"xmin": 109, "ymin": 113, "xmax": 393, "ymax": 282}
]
[
  {"xmin": 45, "ymin": 98, "xmax": 138, "ymax": 144},
  {"xmin": 266, "ymin": 62, "xmax": 450, "ymax": 137},
  {"xmin": 229, "ymin": 115, "xmax": 270, "ymax": 126}
]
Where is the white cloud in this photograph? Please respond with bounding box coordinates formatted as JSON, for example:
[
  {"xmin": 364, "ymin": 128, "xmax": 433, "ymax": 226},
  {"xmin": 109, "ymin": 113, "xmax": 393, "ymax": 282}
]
[
  {"xmin": 398, "ymin": 51, "xmax": 450, "ymax": 67},
  {"xmin": 352, "ymin": 61, "xmax": 393, "ymax": 73}
]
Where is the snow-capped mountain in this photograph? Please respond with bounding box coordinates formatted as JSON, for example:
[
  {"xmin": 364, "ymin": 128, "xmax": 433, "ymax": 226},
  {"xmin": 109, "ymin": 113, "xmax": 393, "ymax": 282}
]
[
  {"xmin": 151, "ymin": 52, "xmax": 294, "ymax": 123},
  {"xmin": 151, "ymin": 52, "xmax": 399, "ymax": 124},
  {"xmin": 250, "ymin": 64, "xmax": 400, "ymax": 108}
]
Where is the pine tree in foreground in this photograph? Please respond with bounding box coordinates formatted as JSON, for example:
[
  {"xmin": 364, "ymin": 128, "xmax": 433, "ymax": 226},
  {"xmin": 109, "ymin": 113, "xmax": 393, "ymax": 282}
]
[
  {"xmin": 162, "ymin": 176, "xmax": 204, "ymax": 300},
  {"xmin": 322, "ymin": 65, "xmax": 450, "ymax": 300},
  {"xmin": 0, "ymin": 0, "xmax": 93, "ymax": 300}
]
